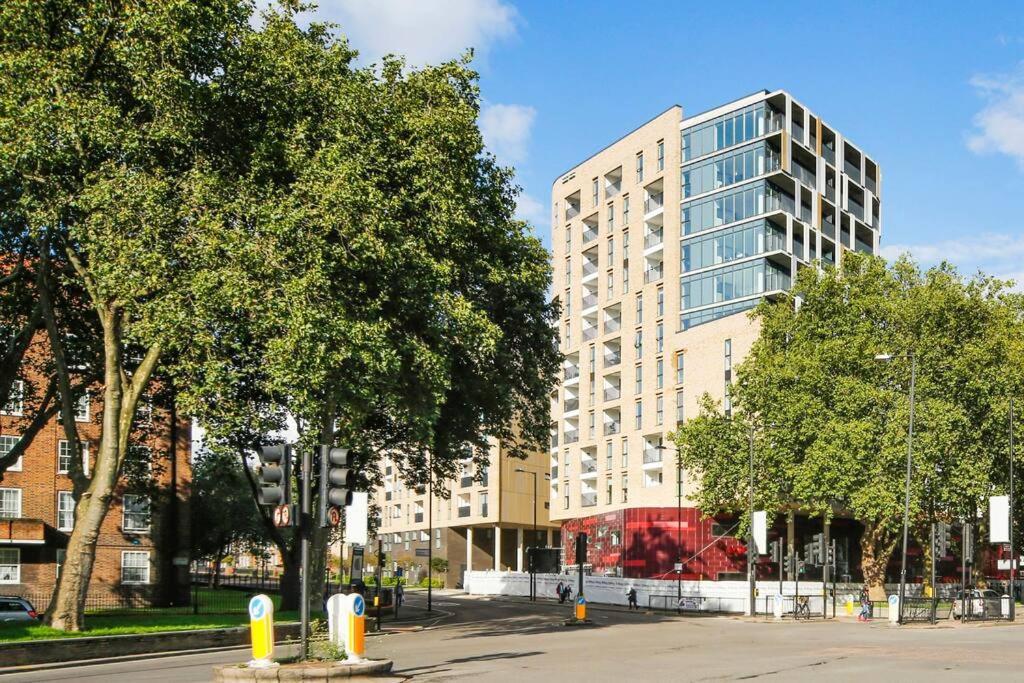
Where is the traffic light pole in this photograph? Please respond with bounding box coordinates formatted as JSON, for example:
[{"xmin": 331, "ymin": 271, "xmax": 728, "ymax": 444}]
[
  {"xmin": 299, "ymin": 447, "xmax": 312, "ymax": 661},
  {"xmin": 1010, "ymin": 396, "xmax": 1016, "ymax": 622}
]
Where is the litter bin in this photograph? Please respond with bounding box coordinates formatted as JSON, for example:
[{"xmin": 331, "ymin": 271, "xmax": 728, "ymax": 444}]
[{"xmin": 1002, "ymin": 594, "xmax": 1011, "ymax": 617}]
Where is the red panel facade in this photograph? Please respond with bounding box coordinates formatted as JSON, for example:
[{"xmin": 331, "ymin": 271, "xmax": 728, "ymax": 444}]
[{"xmin": 561, "ymin": 507, "xmax": 748, "ymax": 580}]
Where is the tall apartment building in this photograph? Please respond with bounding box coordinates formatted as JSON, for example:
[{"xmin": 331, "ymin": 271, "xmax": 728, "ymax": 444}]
[
  {"xmin": 0, "ymin": 350, "xmax": 191, "ymax": 606},
  {"xmin": 371, "ymin": 437, "xmax": 559, "ymax": 588},
  {"xmin": 550, "ymin": 90, "xmax": 881, "ymax": 580}
]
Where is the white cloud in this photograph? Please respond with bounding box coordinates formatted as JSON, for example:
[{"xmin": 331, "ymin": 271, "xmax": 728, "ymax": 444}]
[
  {"xmin": 514, "ymin": 192, "xmax": 546, "ymax": 228},
  {"xmin": 310, "ymin": 0, "xmax": 519, "ymax": 66},
  {"xmin": 881, "ymin": 232, "xmax": 1024, "ymax": 290},
  {"xmin": 967, "ymin": 63, "xmax": 1024, "ymax": 167},
  {"xmin": 480, "ymin": 103, "xmax": 536, "ymax": 164}
]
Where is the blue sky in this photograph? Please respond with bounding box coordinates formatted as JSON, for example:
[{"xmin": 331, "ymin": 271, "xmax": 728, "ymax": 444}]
[{"xmin": 303, "ymin": 1, "xmax": 1024, "ymax": 286}]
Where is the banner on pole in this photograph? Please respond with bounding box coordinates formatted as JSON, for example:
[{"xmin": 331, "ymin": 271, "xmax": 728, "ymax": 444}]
[
  {"xmin": 753, "ymin": 510, "xmax": 767, "ymax": 555},
  {"xmin": 346, "ymin": 492, "xmax": 369, "ymax": 546},
  {"xmin": 990, "ymin": 495, "xmax": 1010, "ymax": 544}
]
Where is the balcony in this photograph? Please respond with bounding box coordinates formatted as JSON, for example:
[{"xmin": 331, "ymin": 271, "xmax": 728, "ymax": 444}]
[
  {"xmin": 792, "ymin": 162, "xmax": 816, "ymax": 189},
  {"xmin": 603, "ymin": 422, "xmax": 621, "ymax": 436},
  {"xmin": 643, "ymin": 448, "xmax": 663, "ymax": 464},
  {"xmin": 564, "ymin": 430, "xmax": 580, "ymax": 444},
  {"xmin": 582, "ymin": 261, "xmax": 598, "ymax": 277},
  {"xmin": 564, "ymin": 366, "xmax": 580, "ymax": 381},
  {"xmin": 644, "ymin": 230, "xmax": 663, "ymax": 250},
  {"xmin": 458, "ymin": 506, "xmax": 471, "ymax": 518},
  {"xmin": 825, "ymin": 183, "xmax": 835, "ymax": 202},
  {"xmin": 581, "ymin": 327, "xmax": 597, "ymax": 342},
  {"xmin": 844, "ymin": 159, "xmax": 861, "ymax": 184},
  {"xmin": 581, "ymin": 459, "xmax": 597, "ymax": 474},
  {"xmin": 581, "ymin": 492, "xmax": 598, "ymax": 507},
  {"xmin": 564, "ymin": 398, "xmax": 579, "ymax": 412},
  {"xmin": 604, "ymin": 352, "xmax": 621, "ymax": 368},
  {"xmin": 644, "ymin": 266, "xmax": 663, "ymax": 284},
  {"xmin": 551, "ymin": 465, "xmax": 558, "ymax": 478},
  {"xmin": 866, "ymin": 174, "xmax": 877, "ymax": 194},
  {"xmin": 767, "ymin": 111, "xmax": 784, "ymax": 133},
  {"xmin": 582, "ymin": 293, "xmax": 598, "ymax": 309},
  {"xmin": 414, "ymin": 512, "xmax": 424, "ymax": 523},
  {"xmin": 603, "ymin": 387, "xmax": 620, "ymax": 401},
  {"xmin": 822, "ymin": 145, "xmax": 835, "ymax": 166},
  {"xmin": 849, "ymin": 198, "xmax": 865, "ymax": 222},
  {"xmin": 550, "ymin": 433, "xmax": 559, "ymax": 449},
  {"xmin": 460, "ymin": 476, "xmax": 473, "ymax": 488},
  {"xmin": 604, "ymin": 317, "xmax": 621, "ymax": 334},
  {"xmin": 644, "ymin": 193, "xmax": 664, "ymax": 215}
]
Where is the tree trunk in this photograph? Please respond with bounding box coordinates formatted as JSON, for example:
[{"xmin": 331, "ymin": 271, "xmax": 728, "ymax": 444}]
[
  {"xmin": 212, "ymin": 553, "xmax": 222, "ymax": 588},
  {"xmin": 860, "ymin": 520, "xmax": 897, "ymax": 601},
  {"xmin": 45, "ymin": 307, "xmax": 160, "ymax": 631},
  {"xmin": 279, "ymin": 546, "xmax": 301, "ymax": 612}
]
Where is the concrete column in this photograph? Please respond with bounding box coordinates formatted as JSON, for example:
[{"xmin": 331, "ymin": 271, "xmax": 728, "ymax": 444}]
[
  {"xmin": 494, "ymin": 525, "xmax": 502, "ymax": 571},
  {"xmin": 546, "ymin": 529, "xmax": 553, "ymax": 548},
  {"xmin": 466, "ymin": 527, "xmax": 473, "ymax": 575},
  {"xmin": 786, "ymin": 511, "xmax": 796, "ymax": 582},
  {"xmin": 516, "ymin": 528, "xmax": 525, "ymax": 572}
]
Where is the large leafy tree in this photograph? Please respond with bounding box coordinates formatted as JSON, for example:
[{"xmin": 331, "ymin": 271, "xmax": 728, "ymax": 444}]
[{"xmin": 674, "ymin": 253, "xmax": 1024, "ymax": 595}]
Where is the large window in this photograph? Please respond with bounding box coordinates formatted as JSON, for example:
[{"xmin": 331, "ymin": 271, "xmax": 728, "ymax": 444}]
[
  {"xmin": 680, "ymin": 298, "xmax": 759, "ymax": 331},
  {"xmin": 121, "ymin": 551, "xmax": 150, "ymax": 584},
  {"xmin": 0, "ymin": 488, "xmax": 21, "ymax": 519},
  {"xmin": 681, "ymin": 142, "xmax": 774, "ymax": 198},
  {"xmin": 122, "ymin": 495, "xmax": 151, "ymax": 532},
  {"xmin": 0, "ymin": 548, "xmax": 19, "ymax": 583},
  {"xmin": 682, "ymin": 182, "xmax": 765, "ymax": 236},
  {"xmin": 681, "ymin": 219, "xmax": 786, "ymax": 272},
  {"xmin": 0, "ymin": 435, "xmax": 20, "ymax": 472},
  {"xmin": 657, "ymin": 140, "xmax": 665, "ymax": 171},
  {"xmin": 57, "ymin": 491, "xmax": 75, "ymax": 531},
  {"xmin": 1, "ymin": 380, "xmax": 23, "ymax": 416},
  {"xmin": 681, "ymin": 258, "xmax": 790, "ymax": 311},
  {"xmin": 75, "ymin": 392, "xmax": 90, "ymax": 422},
  {"xmin": 681, "ymin": 103, "xmax": 774, "ymax": 162}
]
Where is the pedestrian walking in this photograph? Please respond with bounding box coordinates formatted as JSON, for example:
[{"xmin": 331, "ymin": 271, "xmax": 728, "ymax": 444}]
[
  {"xmin": 395, "ymin": 580, "xmax": 405, "ymax": 608},
  {"xmin": 556, "ymin": 581, "xmax": 564, "ymax": 603},
  {"xmin": 564, "ymin": 584, "xmax": 572, "ymax": 603},
  {"xmin": 627, "ymin": 586, "xmax": 639, "ymax": 610},
  {"xmin": 858, "ymin": 586, "xmax": 871, "ymax": 622}
]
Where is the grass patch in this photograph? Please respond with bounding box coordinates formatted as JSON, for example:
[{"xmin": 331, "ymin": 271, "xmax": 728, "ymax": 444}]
[{"xmin": 0, "ymin": 611, "xmax": 298, "ymax": 643}]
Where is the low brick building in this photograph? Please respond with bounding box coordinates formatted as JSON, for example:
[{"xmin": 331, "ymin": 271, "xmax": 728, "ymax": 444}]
[{"xmin": 0, "ymin": 370, "xmax": 191, "ymax": 609}]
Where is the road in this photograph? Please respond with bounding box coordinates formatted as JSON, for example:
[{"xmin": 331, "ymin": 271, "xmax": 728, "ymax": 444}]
[{"xmin": 4, "ymin": 589, "xmax": 1024, "ymax": 681}]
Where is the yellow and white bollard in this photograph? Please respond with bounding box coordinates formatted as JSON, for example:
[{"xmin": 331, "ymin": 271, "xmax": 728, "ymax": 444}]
[
  {"xmin": 248, "ymin": 594, "xmax": 277, "ymax": 669},
  {"xmin": 327, "ymin": 592, "xmax": 367, "ymax": 661},
  {"xmin": 575, "ymin": 595, "xmax": 587, "ymax": 621}
]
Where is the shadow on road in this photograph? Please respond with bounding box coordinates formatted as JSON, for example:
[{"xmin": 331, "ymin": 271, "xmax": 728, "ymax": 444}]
[{"xmin": 394, "ymin": 650, "xmax": 544, "ymax": 677}]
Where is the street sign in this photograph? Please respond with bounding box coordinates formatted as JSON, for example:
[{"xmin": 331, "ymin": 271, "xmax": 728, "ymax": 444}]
[
  {"xmin": 415, "ymin": 548, "xmax": 430, "ymax": 557},
  {"xmin": 991, "ymin": 495, "xmax": 1010, "ymax": 543},
  {"xmin": 273, "ymin": 504, "xmax": 293, "ymax": 528},
  {"xmin": 345, "ymin": 492, "xmax": 369, "ymax": 545},
  {"xmin": 247, "ymin": 594, "xmax": 276, "ymax": 668},
  {"xmin": 327, "ymin": 506, "xmax": 341, "ymax": 528},
  {"xmin": 674, "ymin": 562, "xmax": 684, "ymax": 572},
  {"xmin": 752, "ymin": 511, "xmax": 767, "ymax": 554}
]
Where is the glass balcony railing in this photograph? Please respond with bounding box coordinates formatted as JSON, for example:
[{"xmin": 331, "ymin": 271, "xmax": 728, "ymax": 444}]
[
  {"xmin": 564, "ymin": 366, "xmax": 579, "ymax": 381},
  {"xmin": 644, "ymin": 194, "xmax": 664, "ymax": 214},
  {"xmin": 849, "ymin": 198, "xmax": 865, "ymax": 221},
  {"xmin": 581, "ymin": 492, "xmax": 598, "ymax": 507},
  {"xmin": 825, "ymin": 183, "xmax": 835, "ymax": 201},
  {"xmin": 581, "ymin": 459, "xmax": 597, "ymax": 474},
  {"xmin": 822, "ymin": 145, "xmax": 835, "ymax": 166},
  {"xmin": 792, "ymin": 162, "xmax": 816, "ymax": 189},
  {"xmin": 582, "ymin": 293, "xmax": 598, "ymax": 308},
  {"xmin": 603, "ymin": 387, "xmax": 620, "ymax": 401},
  {"xmin": 582, "ymin": 327, "xmax": 597, "ymax": 342},
  {"xmin": 644, "ymin": 266, "xmax": 663, "ymax": 284},
  {"xmin": 866, "ymin": 175, "xmax": 877, "ymax": 194},
  {"xmin": 604, "ymin": 317, "xmax": 621, "ymax": 333},
  {"xmin": 566, "ymin": 205, "xmax": 580, "ymax": 220},
  {"xmin": 604, "ymin": 422, "xmax": 621, "ymax": 436},
  {"xmin": 767, "ymin": 112, "xmax": 784, "ymax": 133},
  {"xmin": 564, "ymin": 430, "xmax": 580, "ymax": 444},
  {"xmin": 791, "ymin": 121, "xmax": 805, "ymax": 143},
  {"xmin": 644, "ymin": 230, "xmax": 664, "ymax": 249},
  {"xmin": 582, "ymin": 261, "xmax": 598, "ymax": 276},
  {"xmin": 844, "ymin": 159, "xmax": 861, "ymax": 183},
  {"xmin": 550, "ymin": 433, "xmax": 559, "ymax": 448},
  {"xmin": 643, "ymin": 448, "xmax": 663, "ymax": 464},
  {"xmin": 551, "ymin": 465, "xmax": 558, "ymax": 478},
  {"xmin": 604, "ymin": 352, "xmax": 621, "ymax": 368},
  {"xmin": 583, "ymin": 228, "xmax": 599, "ymax": 243},
  {"xmin": 564, "ymin": 398, "xmax": 579, "ymax": 412}
]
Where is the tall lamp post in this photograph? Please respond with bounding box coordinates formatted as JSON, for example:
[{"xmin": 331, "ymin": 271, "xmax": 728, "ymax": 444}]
[
  {"xmin": 656, "ymin": 444, "xmax": 683, "ymax": 602},
  {"xmin": 1010, "ymin": 396, "xmax": 1016, "ymax": 621},
  {"xmin": 748, "ymin": 423, "xmax": 756, "ymax": 618},
  {"xmin": 515, "ymin": 468, "xmax": 550, "ymax": 601},
  {"xmin": 875, "ymin": 351, "xmax": 917, "ymax": 625}
]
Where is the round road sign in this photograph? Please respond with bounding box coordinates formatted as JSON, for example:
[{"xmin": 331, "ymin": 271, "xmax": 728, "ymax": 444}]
[
  {"xmin": 273, "ymin": 504, "xmax": 291, "ymax": 527},
  {"xmin": 353, "ymin": 594, "xmax": 365, "ymax": 617},
  {"xmin": 328, "ymin": 506, "xmax": 341, "ymax": 527}
]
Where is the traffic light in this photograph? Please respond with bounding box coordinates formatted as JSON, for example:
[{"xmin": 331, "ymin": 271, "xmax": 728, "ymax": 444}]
[
  {"xmin": 256, "ymin": 444, "xmax": 292, "ymax": 506},
  {"xmin": 963, "ymin": 522, "xmax": 974, "ymax": 564},
  {"xmin": 936, "ymin": 522, "xmax": 950, "ymax": 557},
  {"xmin": 826, "ymin": 539, "xmax": 836, "ymax": 568},
  {"xmin": 319, "ymin": 446, "xmax": 355, "ymax": 527},
  {"xmin": 805, "ymin": 533, "xmax": 825, "ymax": 566},
  {"xmin": 769, "ymin": 539, "xmax": 783, "ymax": 565},
  {"xmin": 575, "ymin": 532, "xmax": 588, "ymax": 564}
]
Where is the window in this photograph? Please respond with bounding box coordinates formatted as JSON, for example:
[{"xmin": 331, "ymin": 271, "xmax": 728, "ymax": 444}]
[
  {"xmin": 607, "ymin": 203, "xmax": 615, "ymax": 232},
  {"xmin": 124, "ymin": 445, "xmax": 153, "ymax": 481},
  {"xmin": 605, "ymin": 441, "xmax": 613, "ymax": 469},
  {"xmin": 0, "ymin": 548, "xmax": 19, "ymax": 584},
  {"xmin": 606, "ymin": 271, "xmax": 614, "ymax": 298},
  {"xmin": 622, "ymin": 263, "xmax": 629, "ymax": 293},
  {"xmin": 58, "ymin": 440, "xmax": 73, "ymax": 474},
  {"xmin": 588, "ymin": 411, "xmax": 595, "ymax": 439},
  {"xmin": 656, "ymin": 395, "xmax": 664, "ymax": 425},
  {"xmin": 680, "ymin": 258, "xmax": 790, "ymax": 311},
  {"xmin": 435, "ymin": 527, "xmax": 442, "ymax": 549},
  {"xmin": 56, "ymin": 549, "xmax": 66, "ymax": 578},
  {"xmin": 623, "ymin": 196, "xmax": 630, "ymax": 225},
  {"xmin": 607, "ymin": 237, "xmax": 614, "ymax": 261},
  {"xmin": 681, "ymin": 219, "xmax": 785, "ymax": 272},
  {"xmin": 636, "ymin": 153, "xmax": 644, "ymax": 184},
  {"xmin": 57, "ymin": 491, "xmax": 75, "ymax": 531},
  {"xmin": 2, "ymin": 380, "xmax": 23, "ymax": 416},
  {"xmin": 676, "ymin": 390, "xmax": 685, "ymax": 424},
  {"xmin": 605, "ymin": 477, "xmax": 613, "ymax": 505},
  {"xmin": 656, "ymin": 359, "xmax": 664, "ymax": 389},
  {"xmin": 122, "ymin": 495, "xmax": 151, "ymax": 532},
  {"xmin": 621, "ymin": 474, "xmax": 628, "ymax": 503},
  {"xmin": 565, "ymin": 226, "xmax": 572, "ymax": 252},
  {"xmin": 675, "ymin": 352, "xmax": 685, "ymax": 385},
  {"xmin": 121, "ymin": 551, "xmax": 150, "ymax": 584},
  {"xmin": 634, "ymin": 400, "xmax": 642, "ymax": 429},
  {"xmin": 0, "ymin": 435, "xmax": 20, "ymax": 472},
  {"xmin": 635, "ymin": 294, "xmax": 643, "ymax": 324},
  {"xmin": 634, "ymin": 330, "xmax": 643, "ymax": 359},
  {"xmin": 75, "ymin": 392, "xmax": 90, "ymax": 422},
  {"xmin": 480, "ymin": 492, "xmax": 489, "ymax": 515},
  {"xmin": 592, "ymin": 178, "xmax": 599, "ymax": 207},
  {"xmin": 656, "ymin": 288, "xmax": 664, "ymax": 317},
  {"xmin": 656, "ymin": 323, "xmax": 664, "ymax": 354},
  {"xmin": 657, "ymin": 140, "xmax": 665, "ymax": 171},
  {"xmin": 0, "ymin": 489, "xmax": 21, "ymax": 519},
  {"xmin": 634, "ymin": 365, "xmax": 642, "ymax": 394},
  {"xmin": 724, "ymin": 383, "xmax": 733, "ymax": 416},
  {"xmin": 563, "ymin": 485, "xmax": 569, "ymax": 510},
  {"xmin": 724, "ymin": 339, "xmax": 733, "ymax": 372},
  {"xmin": 621, "ymin": 438, "xmax": 628, "ymax": 467},
  {"xmin": 137, "ymin": 398, "xmax": 154, "ymax": 426}
]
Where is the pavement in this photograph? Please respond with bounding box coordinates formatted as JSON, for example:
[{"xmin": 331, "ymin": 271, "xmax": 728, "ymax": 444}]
[{"xmin": 5, "ymin": 589, "xmax": 1024, "ymax": 681}]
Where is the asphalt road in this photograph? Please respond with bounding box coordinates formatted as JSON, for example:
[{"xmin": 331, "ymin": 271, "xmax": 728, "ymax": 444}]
[{"xmin": 5, "ymin": 589, "xmax": 1024, "ymax": 681}]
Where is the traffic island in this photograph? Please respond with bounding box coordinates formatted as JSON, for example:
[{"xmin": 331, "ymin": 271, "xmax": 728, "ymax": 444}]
[
  {"xmin": 562, "ymin": 618, "xmax": 595, "ymax": 627},
  {"xmin": 213, "ymin": 659, "xmax": 393, "ymax": 681}
]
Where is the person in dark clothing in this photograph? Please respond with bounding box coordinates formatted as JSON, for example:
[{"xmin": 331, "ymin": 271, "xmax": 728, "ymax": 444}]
[
  {"xmin": 627, "ymin": 586, "xmax": 639, "ymax": 610},
  {"xmin": 556, "ymin": 581, "xmax": 565, "ymax": 603}
]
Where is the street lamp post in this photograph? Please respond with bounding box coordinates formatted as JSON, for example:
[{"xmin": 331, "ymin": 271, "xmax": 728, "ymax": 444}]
[
  {"xmin": 1010, "ymin": 396, "xmax": 1016, "ymax": 622},
  {"xmin": 875, "ymin": 352, "xmax": 917, "ymax": 625},
  {"xmin": 515, "ymin": 468, "xmax": 549, "ymax": 601},
  {"xmin": 748, "ymin": 423, "xmax": 756, "ymax": 617}
]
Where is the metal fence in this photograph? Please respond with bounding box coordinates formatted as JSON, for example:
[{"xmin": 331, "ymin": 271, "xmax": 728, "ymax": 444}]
[
  {"xmin": 760, "ymin": 594, "xmax": 827, "ymax": 620},
  {"xmin": 191, "ymin": 571, "xmax": 282, "ymax": 593}
]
